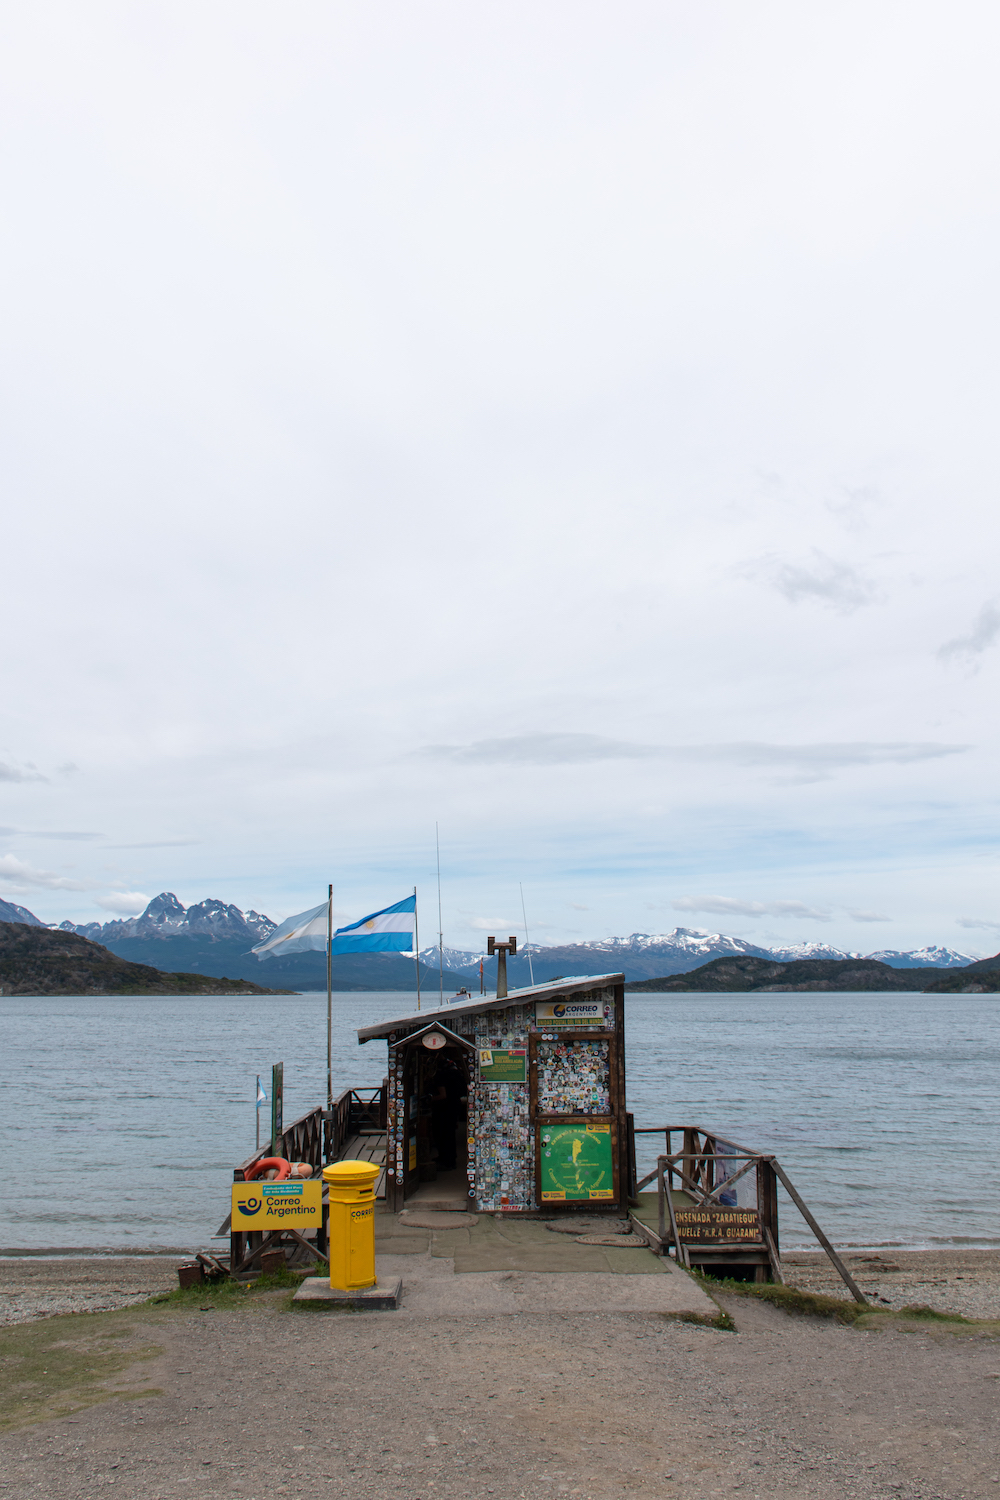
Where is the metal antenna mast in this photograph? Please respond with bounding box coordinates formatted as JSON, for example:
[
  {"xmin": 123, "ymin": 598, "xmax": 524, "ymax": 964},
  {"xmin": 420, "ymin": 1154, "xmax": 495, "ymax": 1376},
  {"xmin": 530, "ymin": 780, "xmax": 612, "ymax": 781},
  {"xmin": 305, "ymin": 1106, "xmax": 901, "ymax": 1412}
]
[
  {"xmin": 435, "ymin": 822, "xmax": 444, "ymax": 1006},
  {"xmin": 520, "ymin": 882, "xmax": 535, "ymax": 985},
  {"xmin": 413, "ymin": 885, "xmax": 421, "ymax": 1010},
  {"xmin": 326, "ymin": 883, "xmax": 333, "ymax": 1109}
]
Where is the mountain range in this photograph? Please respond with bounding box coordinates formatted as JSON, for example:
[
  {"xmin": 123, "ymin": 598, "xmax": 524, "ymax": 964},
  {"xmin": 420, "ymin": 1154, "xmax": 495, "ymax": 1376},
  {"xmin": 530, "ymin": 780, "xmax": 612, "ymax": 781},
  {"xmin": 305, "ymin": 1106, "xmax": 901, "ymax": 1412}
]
[
  {"xmin": 23, "ymin": 894, "xmax": 980, "ymax": 987},
  {"xmin": 418, "ymin": 928, "xmax": 978, "ymax": 986}
]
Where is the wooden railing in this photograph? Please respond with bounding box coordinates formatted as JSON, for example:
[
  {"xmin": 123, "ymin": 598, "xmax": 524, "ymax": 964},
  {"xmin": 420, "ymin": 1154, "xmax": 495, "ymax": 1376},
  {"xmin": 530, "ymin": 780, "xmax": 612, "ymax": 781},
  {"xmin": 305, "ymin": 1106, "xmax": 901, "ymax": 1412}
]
[
  {"xmin": 347, "ymin": 1086, "xmax": 387, "ymax": 1136},
  {"xmin": 627, "ymin": 1120, "xmax": 867, "ymax": 1304},
  {"xmin": 631, "ymin": 1124, "xmax": 753, "ymax": 1197}
]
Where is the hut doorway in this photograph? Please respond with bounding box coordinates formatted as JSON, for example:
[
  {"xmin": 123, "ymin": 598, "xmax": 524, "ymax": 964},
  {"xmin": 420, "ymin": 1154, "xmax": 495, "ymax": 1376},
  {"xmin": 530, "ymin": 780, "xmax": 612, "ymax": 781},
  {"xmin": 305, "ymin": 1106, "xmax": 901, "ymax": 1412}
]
[{"xmin": 395, "ymin": 1026, "xmax": 475, "ymax": 1209}]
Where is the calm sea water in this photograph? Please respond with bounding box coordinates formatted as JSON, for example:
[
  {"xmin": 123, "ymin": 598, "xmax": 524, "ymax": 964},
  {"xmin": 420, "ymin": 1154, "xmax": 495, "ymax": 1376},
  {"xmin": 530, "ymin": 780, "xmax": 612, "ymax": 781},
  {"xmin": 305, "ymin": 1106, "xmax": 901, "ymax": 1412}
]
[{"xmin": 1, "ymin": 991, "xmax": 996, "ymax": 1253}]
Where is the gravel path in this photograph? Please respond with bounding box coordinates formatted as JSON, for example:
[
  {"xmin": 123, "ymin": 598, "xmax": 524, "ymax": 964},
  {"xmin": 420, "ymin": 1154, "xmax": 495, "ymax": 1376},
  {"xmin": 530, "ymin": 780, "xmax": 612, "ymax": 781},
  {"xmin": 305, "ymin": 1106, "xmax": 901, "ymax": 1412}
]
[{"xmin": 1, "ymin": 1259, "xmax": 999, "ymax": 1499}]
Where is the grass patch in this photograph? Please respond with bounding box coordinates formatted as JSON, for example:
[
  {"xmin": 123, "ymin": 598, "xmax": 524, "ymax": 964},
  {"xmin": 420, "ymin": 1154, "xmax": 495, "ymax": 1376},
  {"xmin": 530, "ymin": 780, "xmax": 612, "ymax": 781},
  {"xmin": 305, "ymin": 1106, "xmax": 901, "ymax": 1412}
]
[
  {"xmin": 696, "ymin": 1275, "xmax": 866, "ymax": 1324},
  {"xmin": 695, "ymin": 1273, "xmax": 993, "ymax": 1333},
  {"xmin": 148, "ymin": 1267, "xmax": 308, "ymax": 1311},
  {"xmin": 0, "ymin": 1315, "xmax": 160, "ymax": 1432},
  {"xmin": 666, "ymin": 1308, "xmax": 737, "ymax": 1332}
]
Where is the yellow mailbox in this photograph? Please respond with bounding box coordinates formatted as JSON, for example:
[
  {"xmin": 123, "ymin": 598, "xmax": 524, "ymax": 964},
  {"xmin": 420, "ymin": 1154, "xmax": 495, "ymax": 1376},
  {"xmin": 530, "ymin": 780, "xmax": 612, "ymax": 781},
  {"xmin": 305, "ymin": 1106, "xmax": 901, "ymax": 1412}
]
[{"xmin": 322, "ymin": 1160, "xmax": 380, "ymax": 1290}]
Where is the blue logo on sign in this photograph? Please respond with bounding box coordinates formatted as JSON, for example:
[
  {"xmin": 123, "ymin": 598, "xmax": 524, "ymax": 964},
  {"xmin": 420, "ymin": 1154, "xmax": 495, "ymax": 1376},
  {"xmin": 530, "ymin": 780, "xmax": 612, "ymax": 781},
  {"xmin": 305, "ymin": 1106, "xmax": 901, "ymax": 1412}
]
[{"xmin": 238, "ymin": 1196, "xmax": 262, "ymax": 1215}]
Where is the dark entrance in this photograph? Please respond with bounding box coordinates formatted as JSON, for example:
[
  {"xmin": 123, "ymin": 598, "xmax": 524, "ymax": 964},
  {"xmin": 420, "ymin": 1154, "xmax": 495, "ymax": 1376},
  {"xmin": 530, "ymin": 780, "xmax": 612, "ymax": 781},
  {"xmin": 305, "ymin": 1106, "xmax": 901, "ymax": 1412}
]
[{"xmin": 393, "ymin": 1026, "xmax": 475, "ymax": 1209}]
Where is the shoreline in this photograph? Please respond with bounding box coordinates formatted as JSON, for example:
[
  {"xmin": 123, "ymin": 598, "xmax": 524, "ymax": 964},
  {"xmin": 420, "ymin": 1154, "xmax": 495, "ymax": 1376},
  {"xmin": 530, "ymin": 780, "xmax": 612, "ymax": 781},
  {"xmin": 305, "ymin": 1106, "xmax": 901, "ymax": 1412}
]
[{"xmin": 2, "ymin": 1245, "xmax": 999, "ymax": 1326}]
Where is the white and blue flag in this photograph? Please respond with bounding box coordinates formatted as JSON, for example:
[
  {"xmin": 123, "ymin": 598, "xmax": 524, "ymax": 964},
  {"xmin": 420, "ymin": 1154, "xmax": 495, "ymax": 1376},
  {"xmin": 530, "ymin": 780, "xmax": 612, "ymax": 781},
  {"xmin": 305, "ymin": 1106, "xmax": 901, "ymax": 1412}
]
[
  {"xmin": 252, "ymin": 893, "xmax": 416, "ymax": 959},
  {"xmin": 330, "ymin": 894, "xmax": 416, "ymax": 955},
  {"xmin": 256, "ymin": 1080, "xmax": 267, "ymax": 1109},
  {"xmin": 251, "ymin": 900, "xmax": 328, "ymax": 960}
]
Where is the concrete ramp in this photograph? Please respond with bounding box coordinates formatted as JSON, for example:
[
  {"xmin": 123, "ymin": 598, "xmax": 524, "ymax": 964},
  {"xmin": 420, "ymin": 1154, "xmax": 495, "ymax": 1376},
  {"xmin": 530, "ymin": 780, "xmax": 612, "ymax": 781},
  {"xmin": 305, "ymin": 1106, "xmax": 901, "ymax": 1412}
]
[{"xmin": 378, "ymin": 1253, "xmax": 720, "ymax": 1317}]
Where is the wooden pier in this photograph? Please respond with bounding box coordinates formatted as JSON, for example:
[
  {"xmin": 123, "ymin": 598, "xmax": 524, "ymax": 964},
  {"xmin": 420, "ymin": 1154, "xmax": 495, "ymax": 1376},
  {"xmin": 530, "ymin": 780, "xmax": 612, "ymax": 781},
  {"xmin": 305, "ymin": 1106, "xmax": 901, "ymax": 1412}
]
[{"xmin": 221, "ymin": 980, "xmax": 865, "ymax": 1306}]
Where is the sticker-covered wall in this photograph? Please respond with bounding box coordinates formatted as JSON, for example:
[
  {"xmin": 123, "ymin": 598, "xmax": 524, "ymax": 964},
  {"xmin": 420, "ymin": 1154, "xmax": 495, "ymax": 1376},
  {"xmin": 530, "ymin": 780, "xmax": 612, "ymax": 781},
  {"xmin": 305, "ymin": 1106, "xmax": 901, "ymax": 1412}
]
[{"xmin": 470, "ymin": 1002, "xmax": 533, "ymax": 1209}]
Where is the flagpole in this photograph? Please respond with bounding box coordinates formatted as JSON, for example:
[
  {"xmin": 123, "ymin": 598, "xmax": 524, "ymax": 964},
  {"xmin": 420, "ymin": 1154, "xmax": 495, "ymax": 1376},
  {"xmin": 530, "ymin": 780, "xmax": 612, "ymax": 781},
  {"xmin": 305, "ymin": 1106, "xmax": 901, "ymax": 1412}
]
[
  {"xmin": 413, "ymin": 885, "xmax": 421, "ymax": 1011},
  {"xmin": 520, "ymin": 882, "xmax": 535, "ymax": 986},
  {"xmin": 256, "ymin": 1075, "xmax": 261, "ymax": 1152},
  {"xmin": 326, "ymin": 883, "xmax": 333, "ymax": 1111},
  {"xmin": 436, "ymin": 822, "xmax": 444, "ymax": 1006}
]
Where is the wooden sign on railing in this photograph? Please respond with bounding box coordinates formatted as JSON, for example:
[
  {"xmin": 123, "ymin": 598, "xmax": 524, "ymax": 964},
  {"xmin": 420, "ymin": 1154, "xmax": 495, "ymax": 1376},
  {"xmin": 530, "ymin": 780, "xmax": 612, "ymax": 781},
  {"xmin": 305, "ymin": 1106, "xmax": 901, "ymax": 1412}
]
[{"xmin": 675, "ymin": 1207, "xmax": 762, "ymax": 1243}]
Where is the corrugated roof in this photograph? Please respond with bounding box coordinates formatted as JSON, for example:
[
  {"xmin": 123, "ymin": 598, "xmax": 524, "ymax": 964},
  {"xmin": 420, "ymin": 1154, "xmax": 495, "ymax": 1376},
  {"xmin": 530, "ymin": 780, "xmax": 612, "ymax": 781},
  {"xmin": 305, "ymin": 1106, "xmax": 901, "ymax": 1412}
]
[{"xmin": 356, "ymin": 972, "xmax": 624, "ymax": 1043}]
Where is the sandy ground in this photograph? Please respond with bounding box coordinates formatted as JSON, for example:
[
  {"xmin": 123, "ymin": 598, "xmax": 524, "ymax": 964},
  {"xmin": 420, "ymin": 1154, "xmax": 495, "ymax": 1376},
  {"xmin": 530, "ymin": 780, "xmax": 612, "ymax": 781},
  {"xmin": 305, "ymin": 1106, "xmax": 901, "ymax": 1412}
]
[
  {"xmin": 782, "ymin": 1249, "xmax": 1000, "ymax": 1321},
  {"xmin": 0, "ymin": 1255, "xmax": 179, "ymax": 1325}
]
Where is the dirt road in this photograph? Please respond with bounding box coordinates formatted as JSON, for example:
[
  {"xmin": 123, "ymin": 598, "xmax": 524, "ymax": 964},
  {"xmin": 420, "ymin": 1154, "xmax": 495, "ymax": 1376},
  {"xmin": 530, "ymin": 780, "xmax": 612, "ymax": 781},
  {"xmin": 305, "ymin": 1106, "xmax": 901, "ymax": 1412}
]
[{"xmin": 1, "ymin": 1259, "xmax": 999, "ymax": 1500}]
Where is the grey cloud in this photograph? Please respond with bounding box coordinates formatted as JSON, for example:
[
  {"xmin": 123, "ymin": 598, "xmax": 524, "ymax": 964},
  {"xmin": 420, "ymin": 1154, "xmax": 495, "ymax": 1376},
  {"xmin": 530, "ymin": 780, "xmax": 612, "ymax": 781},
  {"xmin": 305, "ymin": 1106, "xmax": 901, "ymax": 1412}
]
[
  {"xmin": 96, "ymin": 891, "xmax": 151, "ymax": 914},
  {"xmin": 956, "ymin": 916, "xmax": 1000, "ymax": 932},
  {"xmin": 0, "ymin": 762, "xmax": 46, "ymax": 783},
  {"xmin": 421, "ymin": 733, "xmax": 658, "ymax": 766},
  {"xmin": 673, "ymin": 895, "xmax": 832, "ymax": 921},
  {"xmin": 847, "ymin": 908, "xmax": 891, "ymax": 922},
  {"xmin": 106, "ymin": 838, "xmax": 201, "ymax": 849},
  {"xmin": 419, "ymin": 734, "xmax": 966, "ymax": 777},
  {"xmin": 30, "ymin": 831, "xmax": 102, "ymax": 841},
  {"xmin": 938, "ymin": 602, "xmax": 1000, "ymax": 662},
  {"xmin": 0, "ymin": 828, "xmax": 102, "ymax": 841},
  {"xmin": 0, "ymin": 854, "xmax": 96, "ymax": 892},
  {"xmin": 824, "ymin": 485, "xmax": 883, "ymax": 533},
  {"xmin": 738, "ymin": 550, "xmax": 880, "ymax": 613}
]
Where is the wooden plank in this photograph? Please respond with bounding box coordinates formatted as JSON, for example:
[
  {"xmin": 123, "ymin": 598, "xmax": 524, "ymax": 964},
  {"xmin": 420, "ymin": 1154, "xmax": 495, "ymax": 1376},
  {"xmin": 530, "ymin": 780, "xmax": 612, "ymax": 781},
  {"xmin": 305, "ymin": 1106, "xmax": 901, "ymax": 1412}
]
[
  {"xmin": 762, "ymin": 1224, "xmax": 785, "ymax": 1285},
  {"xmin": 662, "ymin": 1165, "xmax": 689, "ymax": 1268},
  {"xmin": 627, "ymin": 1212, "xmax": 666, "ymax": 1254},
  {"xmin": 769, "ymin": 1158, "xmax": 868, "ymax": 1304}
]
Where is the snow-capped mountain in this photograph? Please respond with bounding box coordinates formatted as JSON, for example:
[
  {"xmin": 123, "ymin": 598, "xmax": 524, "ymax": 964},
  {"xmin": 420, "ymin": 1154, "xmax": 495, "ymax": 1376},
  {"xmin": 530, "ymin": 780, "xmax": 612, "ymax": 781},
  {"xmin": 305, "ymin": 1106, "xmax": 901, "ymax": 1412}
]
[
  {"xmin": 767, "ymin": 941, "xmax": 858, "ymax": 962},
  {"xmin": 420, "ymin": 928, "xmax": 978, "ymax": 984},
  {"xmin": 863, "ymin": 945, "xmax": 976, "ymax": 969},
  {"xmin": 420, "ymin": 929, "xmax": 776, "ymax": 984},
  {"xmin": 60, "ymin": 892, "xmax": 276, "ymax": 947},
  {"xmin": 0, "ymin": 897, "xmax": 43, "ymax": 926}
]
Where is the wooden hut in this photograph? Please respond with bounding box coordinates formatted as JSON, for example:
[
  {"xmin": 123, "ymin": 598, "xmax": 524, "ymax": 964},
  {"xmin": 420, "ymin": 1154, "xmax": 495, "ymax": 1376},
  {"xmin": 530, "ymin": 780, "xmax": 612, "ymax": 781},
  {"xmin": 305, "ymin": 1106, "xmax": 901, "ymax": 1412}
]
[{"xmin": 357, "ymin": 973, "xmax": 627, "ymax": 1214}]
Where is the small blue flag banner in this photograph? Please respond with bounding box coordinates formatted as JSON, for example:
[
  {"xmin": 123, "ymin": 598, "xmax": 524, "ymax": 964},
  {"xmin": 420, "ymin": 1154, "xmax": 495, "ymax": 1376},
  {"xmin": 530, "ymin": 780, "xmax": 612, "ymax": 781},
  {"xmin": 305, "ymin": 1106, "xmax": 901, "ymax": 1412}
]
[
  {"xmin": 330, "ymin": 894, "xmax": 416, "ymax": 955},
  {"xmin": 256, "ymin": 1080, "xmax": 267, "ymax": 1109},
  {"xmin": 251, "ymin": 901, "xmax": 328, "ymax": 960}
]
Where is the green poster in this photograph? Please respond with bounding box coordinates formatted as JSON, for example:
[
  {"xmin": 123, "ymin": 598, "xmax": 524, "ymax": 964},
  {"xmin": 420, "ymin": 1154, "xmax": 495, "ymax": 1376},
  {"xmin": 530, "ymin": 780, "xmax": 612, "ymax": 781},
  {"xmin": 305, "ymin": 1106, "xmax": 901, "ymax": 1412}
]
[
  {"xmin": 539, "ymin": 1122, "xmax": 614, "ymax": 1201},
  {"xmin": 478, "ymin": 1048, "xmax": 527, "ymax": 1083}
]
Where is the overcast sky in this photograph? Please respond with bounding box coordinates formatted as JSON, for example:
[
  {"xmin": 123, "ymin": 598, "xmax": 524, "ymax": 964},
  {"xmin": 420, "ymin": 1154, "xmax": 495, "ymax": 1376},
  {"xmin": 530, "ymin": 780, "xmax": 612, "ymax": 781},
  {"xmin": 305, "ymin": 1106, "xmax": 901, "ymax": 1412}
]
[{"xmin": 2, "ymin": 2, "xmax": 998, "ymax": 955}]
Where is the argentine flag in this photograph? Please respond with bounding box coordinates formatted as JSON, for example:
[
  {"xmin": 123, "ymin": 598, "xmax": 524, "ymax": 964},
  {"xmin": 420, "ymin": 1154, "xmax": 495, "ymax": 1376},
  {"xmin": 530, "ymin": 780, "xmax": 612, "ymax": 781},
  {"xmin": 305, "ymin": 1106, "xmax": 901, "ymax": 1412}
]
[
  {"xmin": 330, "ymin": 894, "xmax": 416, "ymax": 955},
  {"xmin": 251, "ymin": 900, "xmax": 328, "ymax": 959}
]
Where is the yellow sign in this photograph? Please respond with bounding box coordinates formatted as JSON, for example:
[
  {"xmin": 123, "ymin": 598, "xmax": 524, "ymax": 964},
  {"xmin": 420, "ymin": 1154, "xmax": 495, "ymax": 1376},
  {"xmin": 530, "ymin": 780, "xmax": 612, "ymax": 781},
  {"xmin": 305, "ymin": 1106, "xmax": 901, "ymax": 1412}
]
[{"xmin": 231, "ymin": 1179, "xmax": 322, "ymax": 1228}]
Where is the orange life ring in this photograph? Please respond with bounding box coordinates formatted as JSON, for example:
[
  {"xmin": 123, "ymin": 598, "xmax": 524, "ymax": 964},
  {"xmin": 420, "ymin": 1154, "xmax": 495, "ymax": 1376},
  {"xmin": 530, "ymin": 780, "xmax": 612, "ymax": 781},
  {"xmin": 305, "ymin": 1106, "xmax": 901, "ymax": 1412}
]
[{"xmin": 245, "ymin": 1156, "xmax": 291, "ymax": 1181}]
